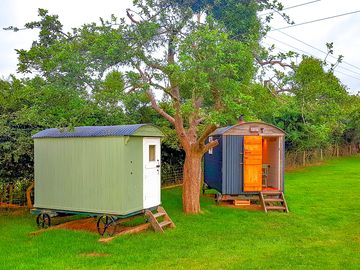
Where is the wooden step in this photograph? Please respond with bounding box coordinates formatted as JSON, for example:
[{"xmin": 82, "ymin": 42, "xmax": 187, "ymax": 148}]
[
  {"xmin": 144, "ymin": 206, "xmax": 175, "ymax": 233},
  {"xmin": 159, "ymin": 220, "xmax": 172, "ymax": 228},
  {"xmin": 153, "ymin": 212, "xmax": 166, "ymax": 219},
  {"xmin": 264, "ymin": 198, "xmax": 283, "ymax": 202},
  {"xmin": 266, "ymin": 206, "xmax": 286, "ymax": 211},
  {"xmin": 234, "ymin": 199, "xmax": 250, "ymax": 206},
  {"xmin": 262, "ymin": 191, "xmax": 282, "ymax": 195},
  {"xmin": 259, "ymin": 192, "xmax": 289, "ymax": 213}
]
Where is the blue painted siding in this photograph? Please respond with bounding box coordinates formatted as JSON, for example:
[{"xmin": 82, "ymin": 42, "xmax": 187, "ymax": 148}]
[
  {"xmin": 204, "ymin": 136, "xmax": 223, "ymax": 193},
  {"xmin": 222, "ymin": 135, "xmax": 243, "ymax": 195}
]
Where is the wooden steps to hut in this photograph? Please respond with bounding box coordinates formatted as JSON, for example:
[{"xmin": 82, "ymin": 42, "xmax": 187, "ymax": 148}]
[
  {"xmin": 145, "ymin": 206, "xmax": 175, "ymax": 232},
  {"xmin": 260, "ymin": 191, "xmax": 289, "ymax": 213}
]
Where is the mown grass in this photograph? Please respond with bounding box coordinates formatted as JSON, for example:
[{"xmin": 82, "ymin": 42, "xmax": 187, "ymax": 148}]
[{"xmin": 0, "ymin": 156, "xmax": 359, "ymax": 269}]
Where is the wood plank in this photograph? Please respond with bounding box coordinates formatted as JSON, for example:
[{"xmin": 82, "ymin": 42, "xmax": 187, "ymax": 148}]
[
  {"xmin": 233, "ymin": 200, "xmax": 250, "ymax": 206},
  {"xmin": 98, "ymin": 223, "xmax": 151, "ymax": 243}
]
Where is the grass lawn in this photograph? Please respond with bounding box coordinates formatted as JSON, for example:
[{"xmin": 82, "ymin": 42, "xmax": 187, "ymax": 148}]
[{"xmin": 1, "ymin": 156, "xmax": 359, "ymax": 269}]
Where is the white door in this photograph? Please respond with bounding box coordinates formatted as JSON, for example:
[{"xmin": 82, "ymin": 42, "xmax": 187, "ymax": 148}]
[{"xmin": 143, "ymin": 137, "xmax": 161, "ymax": 209}]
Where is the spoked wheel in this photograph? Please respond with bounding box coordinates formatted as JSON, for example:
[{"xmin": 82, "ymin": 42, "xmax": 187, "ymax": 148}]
[
  {"xmin": 97, "ymin": 215, "xmax": 117, "ymax": 236},
  {"xmin": 36, "ymin": 213, "xmax": 51, "ymax": 229}
]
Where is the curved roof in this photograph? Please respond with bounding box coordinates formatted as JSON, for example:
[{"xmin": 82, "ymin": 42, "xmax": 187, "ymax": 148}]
[
  {"xmin": 211, "ymin": 122, "xmax": 286, "ymax": 136},
  {"xmin": 32, "ymin": 124, "xmax": 163, "ymax": 138}
]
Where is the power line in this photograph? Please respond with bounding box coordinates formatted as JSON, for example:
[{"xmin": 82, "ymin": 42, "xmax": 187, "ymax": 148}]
[
  {"xmin": 271, "ymin": 10, "xmax": 360, "ymax": 31},
  {"xmin": 261, "ymin": 0, "xmax": 321, "ymax": 16},
  {"xmin": 263, "ymin": 37, "xmax": 360, "ymax": 81},
  {"xmin": 333, "ymin": 69, "xmax": 360, "ymax": 81},
  {"xmin": 267, "ymin": 35, "xmax": 360, "ymax": 76},
  {"xmin": 263, "ymin": 41, "xmax": 360, "ymax": 82},
  {"xmin": 276, "ymin": 30, "xmax": 360, "ymax": 72}
]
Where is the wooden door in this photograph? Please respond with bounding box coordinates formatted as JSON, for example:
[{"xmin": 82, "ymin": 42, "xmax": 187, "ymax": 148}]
[
  {"xmin": 143, "ymin": 137, "xmax": 161, "ymax": 209},
  {"xmin": 243, "ymin": 136, "xmax": 262, "ymax": 192}
]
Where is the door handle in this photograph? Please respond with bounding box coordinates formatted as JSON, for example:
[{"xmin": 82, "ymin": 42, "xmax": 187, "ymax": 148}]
[{"xmin": 156, "ymin": 165, "xmax": 161, "ymax": 168}]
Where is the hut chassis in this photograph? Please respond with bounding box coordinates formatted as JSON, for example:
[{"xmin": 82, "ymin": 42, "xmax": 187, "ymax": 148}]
[{"xmin": 31, "ymin": 207, "xmax": 157, "ymax": 236}]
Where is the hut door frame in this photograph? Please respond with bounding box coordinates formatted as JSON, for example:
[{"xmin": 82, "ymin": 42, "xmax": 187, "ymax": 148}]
[{"xmin": 143, "ymin": 137, "xmax": 161, "ymax": 209}]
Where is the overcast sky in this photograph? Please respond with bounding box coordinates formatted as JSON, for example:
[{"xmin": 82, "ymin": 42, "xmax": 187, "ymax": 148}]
[{"xmin": 1, "ymin": 0, "xmax": 360, "ymax": 94}]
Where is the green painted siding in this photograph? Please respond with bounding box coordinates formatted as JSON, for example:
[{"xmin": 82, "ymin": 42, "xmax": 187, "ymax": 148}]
[
  {"xmin": 133, "ymin": 125, "xmax": 164, "ymax": 137},
  {"xmin": 34, "ymin": 137, "xmax": 143, "ymax": 215}
]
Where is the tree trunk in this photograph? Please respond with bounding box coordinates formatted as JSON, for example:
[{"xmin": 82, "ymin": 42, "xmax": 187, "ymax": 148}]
[{"xmin": 182, "ymin": 151, "xmax": 203, "ymax": 214}]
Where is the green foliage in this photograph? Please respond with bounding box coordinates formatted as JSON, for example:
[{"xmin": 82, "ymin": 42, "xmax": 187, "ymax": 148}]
[{"xmin": 0, "ymin": 76, "xmax": 126, "ymax": 183}]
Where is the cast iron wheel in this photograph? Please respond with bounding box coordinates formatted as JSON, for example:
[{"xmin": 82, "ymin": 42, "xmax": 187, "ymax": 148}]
[
  {"xmin": 215, "ymin": 193, "xmax": 222, "ymax": 205},
  {"xmin": 97, "ymin": 215, "xmax": 117, "ymax": 236},
  {"xmin": 36, "ymin": 213, "xmax": 51, "ymax": 229}
]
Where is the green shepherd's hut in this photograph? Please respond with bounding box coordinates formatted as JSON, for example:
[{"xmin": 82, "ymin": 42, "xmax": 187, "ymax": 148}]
[{"xmin": 32, "ymin": 124, "xmax": 164, "ymax": 216}]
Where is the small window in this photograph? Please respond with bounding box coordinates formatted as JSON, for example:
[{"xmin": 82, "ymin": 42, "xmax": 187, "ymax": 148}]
[
  {"xmin": 208, "ymin": 136, "xmax": 213, "ymax": 155},
  {"xmin": 149, "ymin": 145, "xmax": 156, "ymax": 161}
]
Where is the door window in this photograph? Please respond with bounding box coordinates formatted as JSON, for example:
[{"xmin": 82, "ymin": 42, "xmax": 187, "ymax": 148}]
[{"xmin": 149, "ymin": 145, "xmax": 156, "ymax": 161}]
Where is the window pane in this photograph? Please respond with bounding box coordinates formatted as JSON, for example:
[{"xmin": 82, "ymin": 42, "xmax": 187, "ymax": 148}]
[{"xmin": 149, "ymin": 145, "xmax": 156, "ymax": 161}]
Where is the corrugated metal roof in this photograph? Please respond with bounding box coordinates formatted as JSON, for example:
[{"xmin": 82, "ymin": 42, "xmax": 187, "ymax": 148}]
[
  {"xmin": 210, "ymin": 126, "xmax": 233, "ymax": 136},
  {"xmin": 210, "ymin": 122, "xmax": 286, "ymax": 136},
  {"xmin": 32, "ymin": 124, "xmax": 149, "ymax": 138}
]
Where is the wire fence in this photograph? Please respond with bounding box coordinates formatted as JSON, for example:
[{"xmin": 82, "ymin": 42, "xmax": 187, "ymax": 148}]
[
  {"xmin": 0, "ymin": 179, "xmax": 32, "ymax": 208},
  {"xmin": 161, "ymin": 163, "xmax": 184, "ymax": 186},
  {"xmin": 285, "ymin": 144, "xmax": 360, "ymax": 169},
  {"xmin": 0, "ymin": 143, "xmax": 358, "ymax": 207}
]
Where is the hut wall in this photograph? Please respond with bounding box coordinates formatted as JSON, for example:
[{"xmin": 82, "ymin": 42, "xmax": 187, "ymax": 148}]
[
  {"xmin": 223, "ymin": 135, "xmax": 244, "ymax": 194},
  {"xmin": 34, "ymin": 136, "xmax": 143, "ymax": 215},
  {"xmin": 204, "ymin": 136, "xmax": 223, "ymax": 192}
]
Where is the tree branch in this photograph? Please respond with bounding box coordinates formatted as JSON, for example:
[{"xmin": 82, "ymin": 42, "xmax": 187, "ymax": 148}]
[
  {"xmin": 255, "ymin": 55, "xmax": 294, "ymax": 69},
  {"xmin": 126, "ymin": 9, "xmax": 140, "ymax": 24},
  {"xmin": 198, "ymin": 124, "xmax": 218, "ymax": 145},
  {"xmin": 202, "ymin": 140, "xmax": 219, "ymax": 154},
  {"xmin": 147, "ymin": 90, "xmax": 175, "ymax": 125}
]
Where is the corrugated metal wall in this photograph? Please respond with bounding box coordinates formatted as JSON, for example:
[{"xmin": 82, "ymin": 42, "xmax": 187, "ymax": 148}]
[
  {"xmin": 34, "ymin": 136, "xmax": 144, "ymax": 215},
  {"xmin": 204, "ymin": 136, "xmax": 223, "ymax": 192},
  {"xmin": 222, "ymin": 135, "xmax": 243, "ymax": 195}
]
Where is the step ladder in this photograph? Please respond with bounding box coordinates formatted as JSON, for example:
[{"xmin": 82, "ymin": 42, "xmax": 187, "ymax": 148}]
[
  {"xmin": 145, "ymin": 206, "xmax": 175, "ymax": 232},
  {"xmin": 260, "ymin": 191, "xmax": 289, "ymax": 213}
]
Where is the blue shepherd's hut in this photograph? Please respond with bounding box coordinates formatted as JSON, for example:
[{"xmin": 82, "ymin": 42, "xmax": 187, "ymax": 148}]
[{"xmin": 204, "ymin": 119, "xmax": 288, "ymax": 212}]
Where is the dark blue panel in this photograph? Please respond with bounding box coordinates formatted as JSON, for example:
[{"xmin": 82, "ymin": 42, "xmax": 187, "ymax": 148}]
[
  {"xmin": 204, "ymin": 136, "xmax": 223, "ymax": 193},
  {"xmin": 223, "ymin": 136, "xmax": 243, "ymax": 195},
  {"xmin": 32, "ymin": 124, "xmax": 152, "ymax": 138}
]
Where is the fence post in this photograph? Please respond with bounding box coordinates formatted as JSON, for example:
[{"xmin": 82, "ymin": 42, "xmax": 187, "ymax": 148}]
[
  {"xmin": 320, "ymin": 148, "xmax": 323, "ymax": 161},
  {"xmin": 9, "ymin": 183, "xmax": 13, "ymax": 204},
  {"xmin": 303, "ymin": 151, "xmax": 306, "ymax": 166}
]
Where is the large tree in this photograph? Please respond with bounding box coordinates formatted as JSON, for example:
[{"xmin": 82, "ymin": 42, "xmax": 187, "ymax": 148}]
[{"xmin": 7, "ymin": 1, "xmax": 284, "ymax": 213}]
